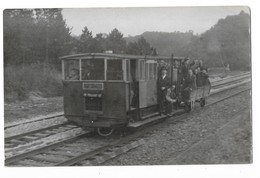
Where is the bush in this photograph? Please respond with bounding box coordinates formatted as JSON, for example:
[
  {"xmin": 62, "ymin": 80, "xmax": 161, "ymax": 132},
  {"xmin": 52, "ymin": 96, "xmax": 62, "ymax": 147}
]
[{"xmin": 4, "ymin": 63, "xmax": 62, "ymax": 102}]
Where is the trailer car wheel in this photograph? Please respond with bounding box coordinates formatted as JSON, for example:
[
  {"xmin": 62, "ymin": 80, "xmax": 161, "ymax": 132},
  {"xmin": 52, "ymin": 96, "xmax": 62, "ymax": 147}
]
[
  {"xmin": 184, "ymin": 102, "xmax": 191, "ymax": 112},
  {"xmin": 200, "ymin": 98, "xmax": 206, "ymax": 107},
  {"xmin": 96, "ymin": 127, "xmax": 115, "ymax": 137}
]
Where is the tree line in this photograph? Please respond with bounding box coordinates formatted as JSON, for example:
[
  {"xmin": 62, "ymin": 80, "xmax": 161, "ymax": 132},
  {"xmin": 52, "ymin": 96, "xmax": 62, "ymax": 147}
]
[
  {"xmin": 4, "ymin": 9, "xmax": 152, "ymax": 68},
  {"xmin": 126, "ymin": 11, "xmax": 250, "ymax": 70},
  {"xmin": 76, "ymin": 27, "xmax": 153, "ymax": 55},
  {"xmin": 4, "ymin": 9, "xmax": 250, "ymax": 70},
  {"xmin": 4, "ymin": 9, "xmax": 72, "ymax": 67}
]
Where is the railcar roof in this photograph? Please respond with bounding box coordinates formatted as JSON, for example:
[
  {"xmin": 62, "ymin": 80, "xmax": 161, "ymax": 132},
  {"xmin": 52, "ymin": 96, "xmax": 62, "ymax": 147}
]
[{"xmin": 59, "ymin": 53, "xmax": 186, "ymax": 60}]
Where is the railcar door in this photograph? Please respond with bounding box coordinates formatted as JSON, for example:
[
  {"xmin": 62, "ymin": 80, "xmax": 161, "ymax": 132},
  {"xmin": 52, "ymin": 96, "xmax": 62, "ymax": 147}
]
[
  {"xmin": 63, "ymin": 59, "xmax": 84, "ymax": 116},
  {"xmin": 103, "ymin": 58, "xmax": 127, "ymax": 119},
  {"xmin": 138, "ymin": 59, "xmax": 147, "ymax": 108},
  {"xmin": 131, "ymin": 59, "xmax": 158, "ymax": 108},
  {"xmin": 145, "ymin": 60, "xmax": 158, "ymax": 106}
]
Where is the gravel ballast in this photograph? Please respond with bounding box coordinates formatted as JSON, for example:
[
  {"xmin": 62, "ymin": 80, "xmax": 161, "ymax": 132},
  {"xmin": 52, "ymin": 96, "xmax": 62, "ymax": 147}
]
[{"xmin": 103, "ymin": 89, "xmax": 251, "ymax": 165}]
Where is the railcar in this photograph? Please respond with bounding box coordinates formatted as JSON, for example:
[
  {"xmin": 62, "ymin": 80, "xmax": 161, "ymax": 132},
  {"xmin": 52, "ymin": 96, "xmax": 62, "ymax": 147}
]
[{"xmin": 60, "ymin": 53, "xmax": 210, "ymax": 136}]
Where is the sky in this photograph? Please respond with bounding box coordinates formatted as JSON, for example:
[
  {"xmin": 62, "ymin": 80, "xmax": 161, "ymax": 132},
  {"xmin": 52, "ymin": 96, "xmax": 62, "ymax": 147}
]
[{"xmin": 62, "ymin": 6, "xmax": 250, "ymax": 37}]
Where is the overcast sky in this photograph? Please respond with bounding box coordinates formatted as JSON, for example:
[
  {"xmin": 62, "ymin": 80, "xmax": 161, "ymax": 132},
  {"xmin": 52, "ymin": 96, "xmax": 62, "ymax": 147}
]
[{"xmin": 62, "ymin": 6, "xmax": 249, "ymax": 37}]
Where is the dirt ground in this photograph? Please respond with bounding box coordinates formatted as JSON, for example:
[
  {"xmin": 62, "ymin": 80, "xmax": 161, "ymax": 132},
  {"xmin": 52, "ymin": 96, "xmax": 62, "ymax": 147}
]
[
  {"xmin": 4, "ymin": 96, "xmax": 63, "ymax": 124},
  {"xmin": 164, "ymin": 109, "xmax": 251, "ymax": 164}
]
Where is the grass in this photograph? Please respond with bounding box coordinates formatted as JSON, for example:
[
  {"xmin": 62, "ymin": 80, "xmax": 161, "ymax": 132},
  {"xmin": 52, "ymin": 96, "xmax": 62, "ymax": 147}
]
[{"xmin": 4, "ymin": 63, "xmax": 63, "ymax": 102}]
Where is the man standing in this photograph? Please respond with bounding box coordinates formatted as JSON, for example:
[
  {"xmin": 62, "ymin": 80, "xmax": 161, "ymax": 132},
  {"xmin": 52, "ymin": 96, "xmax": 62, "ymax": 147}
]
[
  {"xmin": 181, "ymin": 58, "xmax": 189, "ymax": 82},
  {"xmin": 158, "ymin": 67, "xmax": 170, "ymax": 115}
]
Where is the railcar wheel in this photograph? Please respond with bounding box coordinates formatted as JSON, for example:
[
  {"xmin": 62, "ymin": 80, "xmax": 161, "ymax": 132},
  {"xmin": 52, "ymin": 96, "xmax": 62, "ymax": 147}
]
[
  {"xmin": 200, "ymin": 98, "xmax": 206, "ymax": 107},
  {"xmin": 96, "ymin": 127, "xmax": 115, "ymax": 137}
]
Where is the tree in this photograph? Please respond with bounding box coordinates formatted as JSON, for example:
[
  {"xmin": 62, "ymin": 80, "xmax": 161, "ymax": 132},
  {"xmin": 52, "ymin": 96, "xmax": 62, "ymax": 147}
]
[
  {"xmin": 198, "ymin": 11, "xmax": 250, "ymax": 69},
  {"xmin": 137, "ymin": 36, "xmax": 151, "ymax": 55},
  {"xmin": 4, "ymin": 8, "xmax": 73, "ymax": 67},
  {"xmin": 92, "ymin": 33, "xmax": 107, "ymax": 52},
  {"xmin": 126, "ymin": 42, "xmax": 139, "ymax": 55},
  {"xmin": 106, "ymin": 28, "xmax": 127, "ymax": 53},
  {"xmin": 34, "ymin": 8, "xmax": 72, "ymax": 65},
  {"xmin": 126, "ymin": 36, "xmax": 151, "ymax": 55},
  {"xmin": 77, "ymin": 26, "xmax": 94, "ymax": 53},
  {"xmin": 4, "ymin": 9, "xmax": 35, "ymax": 65}
]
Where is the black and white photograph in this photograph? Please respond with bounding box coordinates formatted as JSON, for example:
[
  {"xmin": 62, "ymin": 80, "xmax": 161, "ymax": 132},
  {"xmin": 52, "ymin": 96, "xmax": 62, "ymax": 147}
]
[{"xmin": 1, "ymin": 1, "xmax": 258, "ymax": 177}]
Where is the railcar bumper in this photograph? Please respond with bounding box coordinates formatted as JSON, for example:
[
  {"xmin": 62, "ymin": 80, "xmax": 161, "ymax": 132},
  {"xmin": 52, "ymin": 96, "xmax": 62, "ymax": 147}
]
[{"xmin": 65, "ymin": 115, "xmax": 126, "ymax": 128}]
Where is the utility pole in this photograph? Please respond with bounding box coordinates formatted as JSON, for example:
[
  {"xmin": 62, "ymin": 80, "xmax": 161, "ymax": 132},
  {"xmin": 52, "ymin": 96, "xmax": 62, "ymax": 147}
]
[
  {"xmin": 220, "ymin": 43, "xmax": 227, "ymax": 76},
  {"xmin": 44, "ymin": 21, "xmax": 49, "ymax": 74}
]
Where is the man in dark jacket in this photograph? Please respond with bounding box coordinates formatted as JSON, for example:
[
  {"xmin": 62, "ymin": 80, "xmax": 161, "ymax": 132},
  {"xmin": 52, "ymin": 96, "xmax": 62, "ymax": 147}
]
[
  {"xmin": 181, "ymin": 58, "xmax": 190, "ymax": 82},
  {"xmin": 158, "ymin": 67, "xmax": 170, "ymax": 115}
]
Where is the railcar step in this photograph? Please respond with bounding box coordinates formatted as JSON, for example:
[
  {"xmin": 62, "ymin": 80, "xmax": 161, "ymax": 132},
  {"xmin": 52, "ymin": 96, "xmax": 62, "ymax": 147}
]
[
  {"xmin": 128, "ymin": 115, "xmax": 165, "ymax": 128},
  {"xmin": 128, "ymin": 109, "xmax": 184, "ymax": 128},
  {"xmin": 140, "ymin": 112, "xmax": 159, "ymax": 120}
]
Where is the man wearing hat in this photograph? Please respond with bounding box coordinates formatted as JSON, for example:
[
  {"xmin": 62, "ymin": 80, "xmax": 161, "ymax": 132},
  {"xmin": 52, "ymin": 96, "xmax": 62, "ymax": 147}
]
[
  {"xmin": 158, "ymin": 67, "xmax": 170, "ymax": 115},
  {"xmin": 165, "ymin": 84, "xmax": 177, "ymax": 116},
  {"xmin": 181, "ymin": 58, "xmax": 190, "ymax": 81}
]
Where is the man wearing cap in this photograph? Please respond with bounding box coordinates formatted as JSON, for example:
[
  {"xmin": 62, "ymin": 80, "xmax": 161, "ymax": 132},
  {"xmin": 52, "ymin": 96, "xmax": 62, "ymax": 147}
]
[
  {"xmin": 181, "ymin": 58, "xmax": 189, "ymax": 81},
  {"xmin": 165, "ymin": 84, "xmax": 177, "ymax": 116},
  {"xmin": 158, "ymin": 67, "xmax": 170, "ymax": 115}
]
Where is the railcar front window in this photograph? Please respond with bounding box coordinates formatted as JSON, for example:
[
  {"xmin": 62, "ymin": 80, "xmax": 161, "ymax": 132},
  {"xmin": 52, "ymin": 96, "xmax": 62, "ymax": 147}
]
[
  {"xmin": 107, "ymin": 60, "xmax": 123, "ymax": 80},
  {"xmin": 64, "ymin": 60, "xmax": 80, "ymax": 80},
  {"xmin": 81, "ymin": 59, "xmax": 105, "ymax": 80}
]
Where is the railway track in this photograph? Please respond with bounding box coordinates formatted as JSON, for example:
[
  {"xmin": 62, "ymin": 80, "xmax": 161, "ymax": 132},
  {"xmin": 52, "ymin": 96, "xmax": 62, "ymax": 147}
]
[
  {"xmin": 211, "ymin": 72, "xmax": 251, "ymax": 89},
  {"xmin": 4, "ymin": 112, "xmax": 64, "ymax": 129},
  {"xmin": 5, "ymin": 73, "xmax": 251, "ymax": 166},
  {"xmin": 5, "ymin": 122, "xmax": 78, "ymax": 149}
]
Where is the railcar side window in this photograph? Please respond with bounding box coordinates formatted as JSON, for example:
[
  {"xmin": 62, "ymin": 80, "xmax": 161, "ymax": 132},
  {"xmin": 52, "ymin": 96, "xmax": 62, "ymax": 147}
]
[
  {"xmin": 145, "ymin": 63, "xmax": 149, "ymax": 80},
  {"xmin": 149, "ymin": 63, "xmax": 154, "ymax": 80},
  {"xmin": 64, "ymin": 60, "xmax": 80, "ymax": 80},
  {"xmin": 81, "ymin": 59, "xmax": 105, "ymax": 80},
  {"xmin": 139, "ymin": 60, "xmax": 145, "ymax": 80},
  {"xmin": 126, "ymin": 60, "xmax": 130, "ymax": 81},
  {"xmin": 107, "ymin": 59, "xmax": 123, "ymax": 80},
  {"xmin": 145, "ymin": 62, "xmax": 157, "ymax": 80},
  {"xmin": 154, "ymin": 63, "xmax": 158, "ymax": 79}
]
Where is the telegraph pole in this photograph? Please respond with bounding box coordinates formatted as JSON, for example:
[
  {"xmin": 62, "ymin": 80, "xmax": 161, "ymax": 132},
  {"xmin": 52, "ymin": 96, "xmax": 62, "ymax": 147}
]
[{"xmin": 220, "ymin": 43, "xmax": 227, "ymax": 76}]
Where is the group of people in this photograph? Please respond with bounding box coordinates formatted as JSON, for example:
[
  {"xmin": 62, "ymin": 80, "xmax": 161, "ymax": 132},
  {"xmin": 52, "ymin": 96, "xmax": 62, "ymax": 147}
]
[{"xmin": 158, "ymin": 58, "xmax": 210, "ymax": 116}]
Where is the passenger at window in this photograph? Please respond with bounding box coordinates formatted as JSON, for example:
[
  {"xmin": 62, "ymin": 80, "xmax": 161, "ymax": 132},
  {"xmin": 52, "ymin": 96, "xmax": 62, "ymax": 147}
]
[
  {"xmin": 68, "ymin": 68, "xmax": 79, "ymax": 80},
  {"xmin": 83, "ymin": 68, "xmax": 91, "ymax": 80}
]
